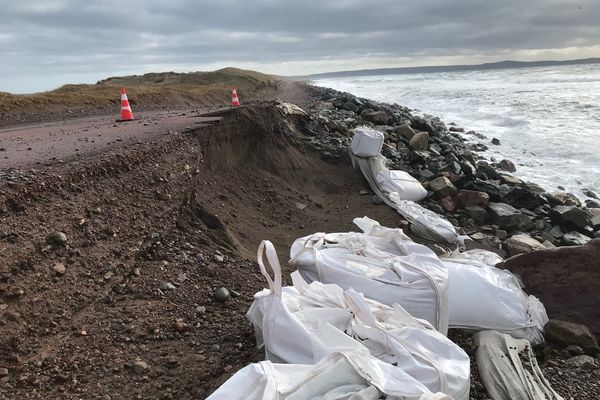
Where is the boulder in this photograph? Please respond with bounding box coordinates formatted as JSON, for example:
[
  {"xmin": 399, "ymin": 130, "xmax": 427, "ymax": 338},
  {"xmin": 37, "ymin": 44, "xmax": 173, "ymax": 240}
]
[
  {"xmin": 462, "ymin": 179, "xmax": 503, "ymax": 202},
  {"xmin": 590, "ymin": 214, "xmax": 600, "ymax": 230},
  {"xmin": 549, "ymin": 205, "xmax": 589, "ymax": 230},
  {"xmin": 429, "ymin": 176, "xmax": 458, "ymax": 198},
  {"xmin": 459, "ymin": 160, "xmax": 477, "ymax": 176},
  {"xmin": 497, "ymin": 159, "xmax": 517, "ymax": 172},
  {"xmin": 551, "ymin": 192, "xmax": 582, "ymax": 207},
  {"xmin": 562, "ymin": 231, "xmax": 591, "ymax": 246},
  {"xmin": 499, "ymin": 174, "xmax": 524, "ymax": 186},
  {"xmin": 455, "ymin": 190, "xmax": 489, "ymax": 209},
  {"xmin": 408, "ymin": 132, "xmax": 429, "ymax": 151},
  {"xmin": 361, "ymin": 110, "xmax": 390, "ymax": 124},
  {"xmin": 408, "ymin": 150, "xmax": 430, "ymax": 165},
  {"xmin": 465, "ymin": 205, "xmax": 489, "ymax": 224},
  {"xmin": 491, "ymin": 138, "xmax": 501, "ymax": 145},
  {"xmin": 504, "ymin": 234, "xmax": 545, "ymax": 256},
  {"xmin": 566, "ymin": 355, "xmax": 597, "ymax": 369},
  {"xmin": 395, "ymin": 124, "xmax": 416, "ymax": 140},
  {"xmin": 544, "ymin": 320, "xmax": 600, "ymax": 355},
  {"xmin": 503, "ymin": 187, "xmax": 545, "ymax": 210},
  {"xmin": 502, "ymin": 240, "xmax": 600, "ymax": 342},
  {"xmin": 439, "ymin": 196, "xmax": 456, "ymax": 212},
  {"xmin": 476, "ymin": 164, "xmax": 502, "ymax": 180},
  {"xmin": 487, "ymin": 202, "xmax": 532, "ymax": 230}
]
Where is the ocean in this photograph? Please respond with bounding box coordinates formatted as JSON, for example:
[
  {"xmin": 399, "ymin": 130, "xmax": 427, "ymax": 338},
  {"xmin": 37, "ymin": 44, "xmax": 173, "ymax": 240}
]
[{"xmin": 314, "ymin": 64, "xmax": 600, "ymax": 200}]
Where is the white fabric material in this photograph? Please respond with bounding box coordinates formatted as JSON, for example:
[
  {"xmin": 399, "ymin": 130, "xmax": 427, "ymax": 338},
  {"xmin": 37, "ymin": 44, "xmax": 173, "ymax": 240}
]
[
  {"xmin": 474, "ymin": 331, "xmax": 564, "ymax": 400},
  {"xmin": 289, "ymin": 217, "xmax": 450, "ymax": 334},
  {"xmin": 247, "ymin": 240, "xmax": 470, "ymax": 399},
  {"xmin": 376, "ymin": 169, "xmax": 428, "ymax": 202},
  {"xmin": 351, "ymin": 126, "xmax": 385, "ymax": 157},
  {"xmin": 207, "ymin": 350, "xmax": 454, "ymax": 400},
  {"xmin": 350, "ymin": 152, "xmax": 457, "ymax": 245}
]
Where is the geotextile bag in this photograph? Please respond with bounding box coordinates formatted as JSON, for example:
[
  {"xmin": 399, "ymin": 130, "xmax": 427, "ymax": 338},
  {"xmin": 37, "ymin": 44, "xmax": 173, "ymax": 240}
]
[
  {"xmin": 247, "ymin": 240, "xmax": 470, "ymax": 399},
  {"xmin": 289, "ymin": 217, "xmax": 449, "ymax": 334}
]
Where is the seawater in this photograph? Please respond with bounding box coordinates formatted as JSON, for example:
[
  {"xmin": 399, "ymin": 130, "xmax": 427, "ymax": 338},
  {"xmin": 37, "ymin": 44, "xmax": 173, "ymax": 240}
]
[{"xmin": 315, "ymin": 64, "xmax": 600, "ymax": 200}]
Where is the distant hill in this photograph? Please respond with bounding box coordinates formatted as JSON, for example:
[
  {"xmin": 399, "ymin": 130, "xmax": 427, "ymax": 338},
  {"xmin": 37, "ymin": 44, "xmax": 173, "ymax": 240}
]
[{"xmin": 301, "ymin": 58, "xmax": 600, "ymax": 80}]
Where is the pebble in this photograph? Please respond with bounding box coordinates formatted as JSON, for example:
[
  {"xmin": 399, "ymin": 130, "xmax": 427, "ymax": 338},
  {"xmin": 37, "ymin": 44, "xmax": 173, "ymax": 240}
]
[
  {"xmin": 52, "ymin": 262, "xmax": 66, "ymax": 275},
  {"xmin": 46, "ymin": 232, "xmax": 68, "ymax": 246},
  {"xmin": 214, "ymin": 254, "xmax": 224, "ymax": 262},
  {"xmin": 160, "ymin": 281, "xmax": 176, "ymax": 291},
  {"xmin": 0, "ymin": 367, "xmax": 8, "ymax": 377},
  {"xmin": 214, "ymin": 287, "xmax": 230, "ymax": 302},
  {"xmin": 132, "ymin": 360, "xmax": 149, "ymax": 374},
  {"xmin": 195, "ymin": 305, "xmax": 206, "ymax": 315},
  {"xmin": 210, "ymin": 344, "xmax": 220, "ymax": 352},
  {"xmin": 371, "ymin": 194, "xmax": 384, "ymax": 205}
]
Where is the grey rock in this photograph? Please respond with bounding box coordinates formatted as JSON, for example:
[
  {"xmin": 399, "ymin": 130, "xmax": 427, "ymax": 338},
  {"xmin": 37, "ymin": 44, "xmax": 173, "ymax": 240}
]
[
  {"xmin": 497, "ymin": 159, "xmax": 517, "ymax": 172},
  {"xmin": 132, "ymin": 360, "xmax": 149, "ymax": 374},
  {"xmin": 488, "ymin": 202, "xmax": 532, "ymax": 230},
  {"xmin": 160, "ymin": 281, "xmax": 176, "ymax": 291},
  {"xmin": 562, "ymin": 231, "xmax": 591, "ymax": 246},
  {"xmin": 496, "ymin": 229, "xmax": 508, "ymax": 240},
  {"xmin": 395, "ymin": 123, "xmax": 416, "ymax": 140},
  {"xmin": 550, "ymin": 206, "xmax": 589, "ymax": 230},
  {"xmin": 491, "ymin": 138, "xmax": 501, "ymax": 145},
  {"xmin": 465, "ymin": 205, "xmax": 489, "ymax": 224},
  {"xmin": 195, "ymin": 305, "xmax": 207, "ymax": 315},
  {"xmin": 214, "ymin": 287, "xmax": 230, "ymax": 302},
  {"xmin": 210, "ymin": 344, "xmax": 221, "ymax": 352},
  {"xmin": 505, "ymin": 234, "xmax": 545, "ymax": 256},
  {"xmin": 420, "ymin": 169, "xmax": 435, "ymax": 181},
  {"xmin": 429, "ymin": 176, "xmax": 458, "ymax": 198},
  {"xmin": 566, "ymin": 355, "xmax": 597, "ymax": 369},
  {"xmin": 408, "ymin": 132, "xmax": 429, "ymax": 151},
  {"xmin": 544, "ymin": 319, "xmax": 600, "ymax": 355},
  {"xmin": 46, "ymin": 232, "xmax": 68, "ymax": 246},
  {"xmin": 590, "ymin": 214, "xmax": 600, "ymax": 230},
  {"xmin": 0, "ymin": 367, "xmax": 7, "ymax": 377},
  {"xmin": 566, "ymin": 345, "xmax": 585, "ymax": 355},
  {"xmin": 371, "ymin": 194, "xmax": 384, "ymax": 205},
  {"xmin": 549, "ymin": 225, "xmax": 565, "ymax": 239},
  {"xmin": 361, "ymin": 110, "xmax": 389, "ymax": 124}
]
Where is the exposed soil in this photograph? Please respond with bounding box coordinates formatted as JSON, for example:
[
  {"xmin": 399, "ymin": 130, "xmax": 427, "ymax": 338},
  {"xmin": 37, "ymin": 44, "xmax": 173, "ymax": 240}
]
[{"xmin": 0, "ymin": 104, "xmax": 398, "ymax": 399}]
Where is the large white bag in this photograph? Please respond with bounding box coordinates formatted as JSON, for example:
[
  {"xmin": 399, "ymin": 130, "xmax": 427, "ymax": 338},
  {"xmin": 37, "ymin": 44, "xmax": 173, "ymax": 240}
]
[
  {"xmin": 206, "ymin": 350, "xmax": 453, "ymax": 400},
  {"xmin": 474, "ymin": 330, "xmax": 564, "ymax": 400},
  {"xmin": 351, "ymin": 126, "xmax": 384, "ymax": 157},
  {"xmin": 289, "ymin": 217, "xmax": 449, "ymax": 334},
  {"xmin": 247, "ymin": 240, "xmax": 470, "ymax": 399},
  {"xmin": 442, "ymin": 251, "xmax": 548, "ymax": 344},
  {"xmin": 377, "ymin": 169, "xmax": 428, "ymax": 202}
]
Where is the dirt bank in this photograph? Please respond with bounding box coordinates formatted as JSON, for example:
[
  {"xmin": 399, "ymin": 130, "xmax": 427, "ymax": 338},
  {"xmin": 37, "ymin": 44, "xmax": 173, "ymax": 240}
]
[{"xmin": 0, "ymin": 103, "xmax": 398, "ymax": 399}]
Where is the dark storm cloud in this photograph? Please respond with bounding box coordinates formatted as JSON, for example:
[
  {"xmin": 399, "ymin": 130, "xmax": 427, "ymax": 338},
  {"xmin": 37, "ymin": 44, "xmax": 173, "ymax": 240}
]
[{"xmin": 1, "ymin": 0, "xmax": 599, "ymax": 92}]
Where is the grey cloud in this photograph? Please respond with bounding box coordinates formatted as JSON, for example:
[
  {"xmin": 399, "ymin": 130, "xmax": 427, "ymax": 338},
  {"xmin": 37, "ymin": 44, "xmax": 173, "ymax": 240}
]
[{"xmin": 1, "ymin": 0, "xmax": 599, "ymax": 92}]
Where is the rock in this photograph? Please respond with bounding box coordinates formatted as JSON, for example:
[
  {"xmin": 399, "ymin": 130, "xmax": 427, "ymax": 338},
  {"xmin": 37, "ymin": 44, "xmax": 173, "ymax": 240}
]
[
  {"xmin": 505, "ymin": 234, "xmax": 545, "ymax": 256},
  {"xmin": 455, "ymin": 190, "xmax": 489, "ymax": 209},
  {"xmin": 159, "ymin": 281, "xmax": 176, "ymax": 291},
  {"xmin": 439, "ymin": 196, "xmax": 456, "ymax": 212},
  {"xmin": 420, "ymin": 169, "xmax": 435, "ymax": 181},
  {"xmin": 566, "ymin": 345, "xmax": 585, "ymax": 355},
  {"xmin": 172, "ymin": 319, "xmax": 190, "ymax": 333},
  {"xmin": 504, "ymin": 187, "xmax": 545, "ymax": 210},
  {"xmin": 584, "ymin": 189, "xmax": 599, "ymax": 200},
  {"xmin": 371, "ymin": 194, "xmax": 384, "ymax": 205},
  {"xmin": 476, "ymin": 164, "xmax": 502, "ymax": 180},
  {"xmin": 500, "ymin": 174, "xmax": 524, "ymax": 186},
  {"xmin": 566, "ymin": 355, "xmax": 597, "ymax": 369},
  {"xmin": 459, "ymin": 160, "xmax": 477, "ymax": 176},
  {"xmin": 213, "ymin": 253, "xmax": 225, "ymax": 262},
  {"xmin": 462, "ymin": 179, "xmax": 503, "ymax": 202},
  {"xmin": 395, "ymin": 124, "xmax": 416, "ymax": 140},
  {"xmin": 196, "ymin": 305, "xmax": 207, "ymax": 315},
  {"xmin": 503, "ymin": 240, "xmax": 600, "ymax": 344},
  {"xmin": 52, "ymin": 262, "xmax": 66, "ymax": 275},
  {"xmin": 549, "ymin": 206, "xmax": 589, "ymax": 230},
  {"xmin": 487, "ymin": 202, "xmax": 532, "ymax": 230},
  {"xmin": 545, "ymin": 320, "xmax": 600, "ymax": 355},
  {"xmin": 465, "ymin": 205, "xmax": 489, "ymax": 224},
  {"xmin": 408, "ymin": 150, "xmax": 431, "ymax": 165},
  {"xmin": 562, "ymin": 231, "xmax": 591, "ymax": 246},
  {"xmin": 491, "ymin": 138, "xmax": 501, "ymax": 145},
  {"xmin": 408, "ymin": 132, "xmax": 429, "ymax": 151},
  {"xmin": 210, "ymin": 344, "xmax": 221, "ymax": 352},
  {"xmin": 46, "ymin": 232, "xmax": 68, "ymax": 246},
  {"xmin": 429, "ymin": 176, "xmax": 457, "ymax": 198},
  {"xmin": 497, "ymin": 159, "xmax": 517, "ymax": 172},
  {"xmin": 551, "ymin": 192, "xmax": 581, "ymax": 207},
  {"xmin": 549, "ymin": 225, "xmax": 565, "ymax": 239},
  {"xmin": 590, "ymin": 214, "xmax": 600, "ymax": 230},
  {"xmin": 361, "ymin": 110, "xmax": 389, "ymax": 124},
  {"xmin": 132, "ymin": 360, "xmax": 149, "ymax": 374},
  {"xmin": 214, "ymin": 287, "xmax": 230, "ymax": 302}
]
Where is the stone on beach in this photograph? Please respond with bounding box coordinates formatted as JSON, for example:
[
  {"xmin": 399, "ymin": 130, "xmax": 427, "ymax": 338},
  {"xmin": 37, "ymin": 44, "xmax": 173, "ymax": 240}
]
[
  {"xmin": 505, "ymin": 233, "xmax": 545, "ymax": 256},
  {"xmin": 487, "ymin": 202, "xmax": 532, "ymax": 230},
  {"xmin": 429, "ymin": 176, "xmax": 457, "ymax": 198}
]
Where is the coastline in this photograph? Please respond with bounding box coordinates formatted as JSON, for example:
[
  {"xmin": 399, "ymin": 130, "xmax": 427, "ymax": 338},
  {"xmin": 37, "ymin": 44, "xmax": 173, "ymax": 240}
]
[{"xmin": 0, "ymin": 80, "xmax": 598, "ymax": 398}]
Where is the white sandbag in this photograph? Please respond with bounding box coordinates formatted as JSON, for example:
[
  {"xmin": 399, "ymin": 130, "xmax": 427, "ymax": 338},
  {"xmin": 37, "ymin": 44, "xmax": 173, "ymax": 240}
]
[
  {"xmin": 207, "ymin": 350, "xmax": 453, "ymax": 400},
  {"xmin": 247, "ymin": 240, "xmax": 470, "ymax": 399},
  {"xmin": 351, "ymin": 126, "xmax": 384, "ymax": 157},
  {"xmin": 289, "ymin": 217, "xmax": 449, "ymax": 334},
  {"xmin": 442, "ymin": 257, "xmax": 548, "ymax": 344},
  {"xmin": 474, "ymin": 330, "xmax": 564, "ymax": 400},
  {"xmin": 376, "ymin": 169, "xmax": 428, "ymax": 202},
  {"xmin": 389, "ymin": 194, "xmax": 458, "ymax": 245}
]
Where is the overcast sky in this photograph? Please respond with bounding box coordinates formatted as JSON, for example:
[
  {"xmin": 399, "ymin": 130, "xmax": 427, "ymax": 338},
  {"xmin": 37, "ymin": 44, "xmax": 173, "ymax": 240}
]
[{"xmin": 1, "ymin": 0, "xmax": 599, "ymax": 93}]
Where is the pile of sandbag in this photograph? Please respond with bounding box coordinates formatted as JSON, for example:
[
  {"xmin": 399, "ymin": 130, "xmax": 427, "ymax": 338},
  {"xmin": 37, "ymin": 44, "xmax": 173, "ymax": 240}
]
[
  {"xmin": 290, "ymin": 217, "xmax": 548, "ymax": 344},
  {"xmin": 246, "ymin": 240, "xmax": 470, "ymax": 399}
]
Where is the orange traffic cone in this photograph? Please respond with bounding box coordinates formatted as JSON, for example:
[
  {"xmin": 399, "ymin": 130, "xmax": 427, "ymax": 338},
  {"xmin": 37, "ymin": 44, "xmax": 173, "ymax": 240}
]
[
  {"xmin": 117, "ymin": 88, "xmax": 134, "ymax": 121},
  {"xmin": 231, "ymin": 87, "xmax": 240, "ymax": 107}
]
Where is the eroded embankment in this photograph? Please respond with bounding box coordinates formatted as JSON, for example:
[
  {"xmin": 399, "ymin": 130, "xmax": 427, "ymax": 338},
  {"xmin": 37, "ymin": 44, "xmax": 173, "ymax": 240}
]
[{"xmin": 0, "ymin": 104, "xmax": 397, "ymax": 399}]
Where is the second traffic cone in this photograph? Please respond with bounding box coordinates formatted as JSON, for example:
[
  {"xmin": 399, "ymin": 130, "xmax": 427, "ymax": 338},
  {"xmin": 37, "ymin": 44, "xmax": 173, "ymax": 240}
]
[
  {"xmin": 231, "ymin": 87, "xmax": 240, "ymax": 107},
  {"xmin": 117, "ymin": 88, "xmax": 134, "ymax": 121}
]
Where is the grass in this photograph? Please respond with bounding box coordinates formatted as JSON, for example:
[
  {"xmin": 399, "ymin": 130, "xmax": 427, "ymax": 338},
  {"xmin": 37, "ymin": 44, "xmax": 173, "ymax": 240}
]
[{"xmin": 0, "ymin": 68, "xmax": 279, "ymax": 113}]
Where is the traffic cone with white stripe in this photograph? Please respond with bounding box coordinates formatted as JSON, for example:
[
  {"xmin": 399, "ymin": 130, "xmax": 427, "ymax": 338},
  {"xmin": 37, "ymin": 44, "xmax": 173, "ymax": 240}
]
[
  {"xmin": 117, "ymin": 88, "xmax": 134, "ymax": 121},
  {"xmin": 231, "ymin": 87, "xmax": 240, "ymax": 107}
]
